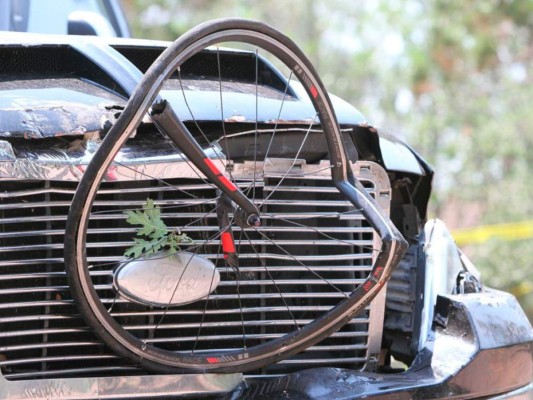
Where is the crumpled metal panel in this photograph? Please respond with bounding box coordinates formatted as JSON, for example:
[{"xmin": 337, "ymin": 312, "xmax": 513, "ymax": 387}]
[
  {"xmin": 418, "ymin": 218, "xmax": 466, "ymax": 350},
  {"xmin": 0, "ymin": 140, "xmax": 16, "ymax": 162},
  {"xmin": 0, "ymin": 133, "xmax": 223, "ymax": 181},
  {"xmin": 0, "ymin": 79, "xmax": 124, "ymax": 139}
]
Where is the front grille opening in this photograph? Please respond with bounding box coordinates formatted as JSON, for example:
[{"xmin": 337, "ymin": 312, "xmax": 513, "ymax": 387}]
[
  {"xmin": 0, "ymin": 46, "xmax": 125, "ymax": 96},
  {"xmin": 0, "ymin": 172, "xmax": 379, "ymax": 380},
  {"xmin": 113, "ymin": 46, "xmax": 291, "ymax": 94}
]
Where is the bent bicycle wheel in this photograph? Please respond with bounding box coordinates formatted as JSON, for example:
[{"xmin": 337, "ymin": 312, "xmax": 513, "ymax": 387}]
[{"xmin": 64, "ymin": 18, "xmax": 406, "ymax": 373}]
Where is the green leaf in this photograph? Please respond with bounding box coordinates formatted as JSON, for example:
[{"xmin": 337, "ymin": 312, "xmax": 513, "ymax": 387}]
[
  {"xmin": 125, "ymin": 199, "xmax": 167, "ymax": 241},
  {"xmin": 123, "ymin": 199, "xmax": 170, "ymax": 258},
  {"xmin": 124, "ymin": 238, "xmax": 154, "ymax": 259},
  {"xmin": 123, "ymin": 198, "xmax": 194, "ymax": 259}
]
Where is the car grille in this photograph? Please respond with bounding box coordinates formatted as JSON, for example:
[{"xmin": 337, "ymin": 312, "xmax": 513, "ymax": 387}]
[{"xmin": 0, "ymin": 161, "xmax": 389, "ymax": 380}]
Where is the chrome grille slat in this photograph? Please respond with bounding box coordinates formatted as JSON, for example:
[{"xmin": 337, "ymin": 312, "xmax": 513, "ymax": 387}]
[
  {"xmin": 2, "ymin": 306, "xmax": 370, "ymax": 323},
  {"xmin": 0, "ymin": 342, "xmax": 101, "ymax": 352},
  {"xmin": 305, "ymin": 344, "xmax": 368, "ymax": 351},
  {"xmin": 0, "ymin": 355, "xmax": 118, "ymax": 366},
  {"xmin": 262, "ymin": 185, "xmax": 352, "ymax": 192},
  {"xmin": 136, "ymin": 292, "xmax": 354, "ymax": 300},
  {"xmin": 143, "ymin": 330, "xmax": 371, "ymax": 344},
  {"xmin": 0, "ymin": 279, "xmax": 363, "ymax": 301},
  {"xmin": 0, "ymin": 161, "xmax": 390, "ymax": 380},
  {"xmin": 168, "ymin": 344, "xmax": 369, "ymax": 355},
  {"xmin": 0, "ymin": 300, "xmax": 74, "ymax": 309},
  {"xmin": 0, "ymin": 267, "xmax": 373, "ymax": 282},
  {"xmin": 0, "ymin": 252, "xmax": 374, "ymax": 267},
  {"xmin": 0, "ymin": 264, "xmax": 374, "ymax": 273},
  {"xmin": 0, "ymin": 239, "xmax": 373, "ymax": 252},
  {"xmin": 0, "ymin": 225, "xmax": 374, "ymax": 239},
  {"xmin": 0, "ymin": 184, "xmax": 218, "ymax": 199},
  {"xmin": 0, "ymin": 299, "xmax": 367, "ymax": 310},
  {"xmin": 219, "ymin": 265, "xmax": 373, "ymax": 273},
  {"xmin": 278, "ymin": 357, "xmax": 367, "ymax": 365},
  {"xmin": 0, "ymin": 315, "xmax": 83, "ymax": 324},
  {"xmin": 0, "ymin": 284, "xmax": 109, "ymax": 295},
  {"xmin": 0, "ymin": 271, "xmax": 109, "ymax": 280},
  {"xmin": 0, "ymin": 211, "xmax": 366, "ymax": 225},
  {"xmin": 0, "ymin": 328, "xmax": 90, "ymax": 338},
  {"xmin": 0, "ymin": 272, "xmax": 67, "ymax": 280},
  {"xmin": 122, "ymin": 318, "xmax": 369, "ymax": 331},
  {"xmin": 0, "ymin": 198, "xmax": 218, "ymax": 210},
  {"xmin": 1, "ymin": 330, "xmax": 369, "ymax": 345},
  {"xmin": 109, "ymin": 305, "xmax": 368, "ymax": 316},
  {"xmin": 216, "ymin": 278, "xmax": 367, "ymax": 286},
  {"xmin": 0, "ymin": 197, "xmax": 364, "ymax": 212}
]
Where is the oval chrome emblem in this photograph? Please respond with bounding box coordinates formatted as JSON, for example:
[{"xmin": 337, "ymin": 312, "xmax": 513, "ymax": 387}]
[{"xmin": 114, "ymin": 252, "xmax": 220, "ymax": 307}]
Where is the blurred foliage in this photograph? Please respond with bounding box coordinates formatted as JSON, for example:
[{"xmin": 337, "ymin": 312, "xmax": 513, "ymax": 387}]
[{"xmin": 121, "ymin": 0, "xmax": 533, "ymax": 320}]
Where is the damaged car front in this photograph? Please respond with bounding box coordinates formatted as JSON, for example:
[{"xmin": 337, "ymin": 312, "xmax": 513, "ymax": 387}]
[{"xmin": 0, "ymin": 25, "xmax": 532, "ymax": 400}]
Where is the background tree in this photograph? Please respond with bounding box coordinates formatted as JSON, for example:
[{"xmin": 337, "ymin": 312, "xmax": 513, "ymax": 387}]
[{"xmin": 122, "ymin": 0, "xmax": 533, "ymax": 320}]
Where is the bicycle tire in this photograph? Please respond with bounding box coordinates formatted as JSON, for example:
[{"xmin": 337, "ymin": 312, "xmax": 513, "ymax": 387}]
[{"xmin": 64, "ymin": 18, "xmax": 407, "ymax": 373}]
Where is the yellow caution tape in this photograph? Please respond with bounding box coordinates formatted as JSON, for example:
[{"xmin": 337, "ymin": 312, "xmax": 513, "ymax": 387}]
[
  {"xmin": 510, "ymin": 282, "xmax": 533, "ymax": 298},
  {"xmin": 452, "ymin": 220, "xmax": 533, "ymax": 246}
]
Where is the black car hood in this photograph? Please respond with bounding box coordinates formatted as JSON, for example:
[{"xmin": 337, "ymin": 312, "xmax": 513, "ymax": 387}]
[{"xmin": 0, "ymin": 32, "xmax": 365, "ymax": 139}]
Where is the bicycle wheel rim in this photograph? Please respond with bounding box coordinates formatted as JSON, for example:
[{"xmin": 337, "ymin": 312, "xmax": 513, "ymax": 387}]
[{"xmin": 65, "ymin": 19, "xmax": 403, "ymax": 373}]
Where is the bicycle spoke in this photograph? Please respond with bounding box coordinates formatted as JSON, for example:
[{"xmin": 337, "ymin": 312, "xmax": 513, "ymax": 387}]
[
  {"xmin": 242, "ymin": 230, "xmax": 300, "ymax": 332},
  {"xmin": 261, "ymin": 71, "xmax": 294, "ymax": 172},
  {"xmin": 176, "ymin": 67, "xmax": 234, "ymax": 180},
  {"xmin": 252, "ymin": 228, "xmax": 349, "ymax": 298},
  {"xmin": 260, "ymin": 212, "xmax": 381, "ymax": 254},
  {"xmin": 260, "ymin": 116, "xmax": 317, "ymax": 206}
]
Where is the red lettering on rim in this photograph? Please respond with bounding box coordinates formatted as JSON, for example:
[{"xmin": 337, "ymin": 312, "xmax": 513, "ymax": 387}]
[
  {"xmin": 373, "ymin": 266, "xmax": 384, "ymax": 278},
  {"xmin": 310, "ymin": 85, "xmax": 318, "ymax": 99}
]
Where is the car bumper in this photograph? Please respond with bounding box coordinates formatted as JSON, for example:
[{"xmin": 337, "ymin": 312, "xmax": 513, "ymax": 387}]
[
  {"xmin": 0, "ymin": 290, "xmax": 531, "ymax": 399},
  {"xmin": 243, "ymin": 290, "xmax": 533, "ymax": 399}
]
